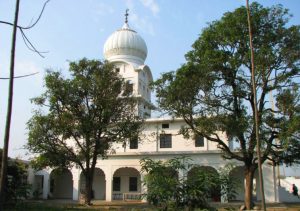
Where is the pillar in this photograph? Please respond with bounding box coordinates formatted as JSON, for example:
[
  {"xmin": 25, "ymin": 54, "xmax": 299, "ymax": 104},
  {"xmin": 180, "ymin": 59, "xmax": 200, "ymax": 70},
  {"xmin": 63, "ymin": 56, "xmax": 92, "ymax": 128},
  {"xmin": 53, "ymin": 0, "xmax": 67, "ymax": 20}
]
[
  {"xmin": 104, "ymin": 166, "xmax": 113, "ymax": 201},
  {"xmin": 262, "ymin": 164, "xmax": 276, "ymax": 202},
  {"xmin": 42, "ymin": 172, "xmax": 49, "ymax": 199},
  {"xmin": 72, "ymin": 168, "xmax": 80, "ymax": 201},
  {"xmin": 105, "ymin": 177, "xmax": 112, "ymax": 201}
]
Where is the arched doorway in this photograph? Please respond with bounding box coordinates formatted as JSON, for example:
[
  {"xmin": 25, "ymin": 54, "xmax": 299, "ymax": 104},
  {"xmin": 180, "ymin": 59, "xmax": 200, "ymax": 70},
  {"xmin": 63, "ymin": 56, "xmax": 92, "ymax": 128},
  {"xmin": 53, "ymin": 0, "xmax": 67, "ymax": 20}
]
[
  {"xmin": 112, "ymin": 167, "xmax": 141, "ymax": 200},
  {"xmin": 79, "ymin": 168, "xmax": 106, "ymax": 200},
  {"xmin": 49, "ymin": 168, "xmax": 73, "ymax": 199},
  {"xmin": 187, "ymin": 165, "xmax": 221, "ymax": 202}
]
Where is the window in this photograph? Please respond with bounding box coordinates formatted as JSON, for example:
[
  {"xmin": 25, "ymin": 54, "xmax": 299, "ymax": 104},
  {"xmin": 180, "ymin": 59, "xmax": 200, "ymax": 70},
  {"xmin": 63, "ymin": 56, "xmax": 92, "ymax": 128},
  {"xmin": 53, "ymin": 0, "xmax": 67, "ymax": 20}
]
[
  {"xmin": 125, "ymin": 81, "xmax": 133, "ymax": 95},
  {"xmin": 130, "ymin": 136, "xmax": 138, "ymax": 149},
  {"xmin": 160, "ymin": 134, "xmax": 172, "ymax": 148},
  {"xmin": 115, "ymin": 67, "xmax": 120, "ymax": 73},
  {"xmin": 195, "ymin": 135, "xmax": 204, "ymax": 147},
  {"xmin": 162, "ymin": 123, "xmax": 169, "ymax": 128},
  {"xmin": 129, "ymin": 177, "xmax": 138, "ymax": 191},
  {"xmin": 113, "ymin": 177, "xmax": 121, "ymax": 191}
]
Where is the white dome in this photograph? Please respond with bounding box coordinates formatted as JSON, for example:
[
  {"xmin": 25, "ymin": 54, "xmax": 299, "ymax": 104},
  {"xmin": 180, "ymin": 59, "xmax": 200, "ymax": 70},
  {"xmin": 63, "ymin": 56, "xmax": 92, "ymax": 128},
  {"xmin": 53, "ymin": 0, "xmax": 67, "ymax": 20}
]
[{"xmin": 103, "ymin": 23, "xmax": 148, "ymax": 64}]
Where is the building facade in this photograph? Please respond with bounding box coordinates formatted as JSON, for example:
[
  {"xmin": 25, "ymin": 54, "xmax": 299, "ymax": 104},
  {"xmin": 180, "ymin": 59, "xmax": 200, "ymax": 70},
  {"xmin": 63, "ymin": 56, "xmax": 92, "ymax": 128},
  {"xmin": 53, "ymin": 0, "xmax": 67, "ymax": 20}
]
[{"xmin": 27, "ymin": 16, "xmax": 295, "ymax": 203}]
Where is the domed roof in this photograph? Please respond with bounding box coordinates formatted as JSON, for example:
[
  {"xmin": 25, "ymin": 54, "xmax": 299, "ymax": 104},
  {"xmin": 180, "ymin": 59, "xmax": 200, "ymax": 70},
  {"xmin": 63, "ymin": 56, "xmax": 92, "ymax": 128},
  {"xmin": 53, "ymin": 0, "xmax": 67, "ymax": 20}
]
[{"xmin": 103, "ymin": 23, "xmax": 148, "ymax": 64}]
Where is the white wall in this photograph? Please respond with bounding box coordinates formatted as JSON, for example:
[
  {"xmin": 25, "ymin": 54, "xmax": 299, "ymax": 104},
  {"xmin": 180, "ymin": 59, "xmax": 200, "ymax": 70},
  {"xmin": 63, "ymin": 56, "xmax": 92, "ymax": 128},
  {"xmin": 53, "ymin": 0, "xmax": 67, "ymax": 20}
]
[
  {"xmin": 93, "ymin": 169, "xmax": 106, "ymax": 199},
  {"xmin": 278, "ymin": 177, "xmax": 300, "ymax": 202},
  {"xmin": 111, "ymin": 118, "xmax": 228, "ymax": 154}
]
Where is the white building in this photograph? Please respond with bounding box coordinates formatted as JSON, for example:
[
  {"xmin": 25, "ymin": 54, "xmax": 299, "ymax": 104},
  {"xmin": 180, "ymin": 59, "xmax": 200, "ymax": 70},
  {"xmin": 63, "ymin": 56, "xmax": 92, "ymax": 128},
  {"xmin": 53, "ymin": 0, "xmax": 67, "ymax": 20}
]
[{"xmin": 28, "ymin": 15, "xmax": 299, "ymax": 203}]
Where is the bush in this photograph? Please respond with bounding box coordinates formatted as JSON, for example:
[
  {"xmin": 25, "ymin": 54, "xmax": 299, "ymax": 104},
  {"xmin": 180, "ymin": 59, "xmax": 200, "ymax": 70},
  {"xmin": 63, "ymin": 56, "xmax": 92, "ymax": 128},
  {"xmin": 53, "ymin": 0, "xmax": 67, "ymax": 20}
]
[
  {"xmin": 140, "ymin": 157, "xmax": 236, "ymax": 210},
  {"xmin": 0, "ymin": 149, "xmax": 31, "ymax": 206}
]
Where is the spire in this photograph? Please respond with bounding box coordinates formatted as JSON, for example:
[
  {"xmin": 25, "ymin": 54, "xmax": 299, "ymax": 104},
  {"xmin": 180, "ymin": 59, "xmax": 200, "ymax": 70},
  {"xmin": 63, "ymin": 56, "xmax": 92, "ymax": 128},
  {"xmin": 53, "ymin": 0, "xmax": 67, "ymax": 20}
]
[
  {"xmin": 125, "ymin": 9, "xmax": 129, "ymax": 24},
  {"xmin": 122, "ymin": 9, "xmax": 130, "ymax": 29}
]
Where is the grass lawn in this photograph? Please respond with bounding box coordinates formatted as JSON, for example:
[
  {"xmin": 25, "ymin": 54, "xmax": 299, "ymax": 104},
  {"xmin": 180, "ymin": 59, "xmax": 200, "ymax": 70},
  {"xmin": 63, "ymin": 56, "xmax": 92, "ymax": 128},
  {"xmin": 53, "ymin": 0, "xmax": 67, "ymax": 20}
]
[{"xmin": 4, "ymin": 201, "xmax": 300, "ymax": 211}]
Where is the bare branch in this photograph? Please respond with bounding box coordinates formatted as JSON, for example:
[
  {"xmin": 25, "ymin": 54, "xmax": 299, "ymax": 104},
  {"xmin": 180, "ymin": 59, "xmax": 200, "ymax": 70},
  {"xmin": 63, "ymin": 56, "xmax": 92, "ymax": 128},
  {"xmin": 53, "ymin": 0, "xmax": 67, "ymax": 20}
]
[
  {"xmin": 0, "ymin": 0, "xmax": 50, "ymax": 30},
  {"xmin": 20, "ymin": 28, "xmax": 48, "ymax": 57},
  {"xmin": 0, "ymin": 0, "xmax": 50, "ymax": 58},
  {"xmin": 22, "ymin": 0, "xmax": 51, "ymax": 29}
]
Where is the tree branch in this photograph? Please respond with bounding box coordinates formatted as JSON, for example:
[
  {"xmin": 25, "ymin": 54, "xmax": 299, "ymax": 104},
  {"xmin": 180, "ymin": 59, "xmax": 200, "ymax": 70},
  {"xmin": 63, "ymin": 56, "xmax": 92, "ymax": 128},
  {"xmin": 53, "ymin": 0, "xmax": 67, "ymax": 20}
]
[
  {"xmin": 0, "ymin": 0, "xmax": 50, "ymax": 58},
  {"xmin": 0, "ymin": 0, "xmax": 50, "ymax": 30}
]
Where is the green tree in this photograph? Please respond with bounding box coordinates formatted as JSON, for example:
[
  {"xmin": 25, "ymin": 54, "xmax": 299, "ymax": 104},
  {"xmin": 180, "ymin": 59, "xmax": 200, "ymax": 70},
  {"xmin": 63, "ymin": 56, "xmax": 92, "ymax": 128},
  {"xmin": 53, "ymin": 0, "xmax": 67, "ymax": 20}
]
[
  {"xmin": 26, "ymin": 58, "xmax": 142, "ymax": 205},
  {"xmin": 152, "ymin": 3, "xmax": 300, "ymax": 209}
]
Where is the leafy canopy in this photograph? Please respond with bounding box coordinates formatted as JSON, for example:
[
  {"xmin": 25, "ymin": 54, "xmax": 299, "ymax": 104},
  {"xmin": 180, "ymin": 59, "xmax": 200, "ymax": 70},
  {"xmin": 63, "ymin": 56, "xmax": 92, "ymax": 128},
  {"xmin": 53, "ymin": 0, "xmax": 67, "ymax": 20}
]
[
  {"xmin": 27, "ymin": 58, "xmax": 142, "ymax": 171},
  {"xmin": 153, "ymin": 2, "xmax": 300, "ymax": 166}
]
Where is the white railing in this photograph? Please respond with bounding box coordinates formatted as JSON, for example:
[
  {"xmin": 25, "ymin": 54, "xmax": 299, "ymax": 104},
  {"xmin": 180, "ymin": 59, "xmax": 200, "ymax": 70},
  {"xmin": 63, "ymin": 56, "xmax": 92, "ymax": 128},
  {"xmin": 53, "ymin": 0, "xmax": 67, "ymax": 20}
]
[
  {"xmin": 112, "ymin": 193, "xmax": 123, "ymax": 200},
  {"xmin": 123, "ymin": 192, "xmax": 142, "ymax": 201},
  {"xmin": 112, "ymin": 192, "xmax": 142, "ymax": 201}
]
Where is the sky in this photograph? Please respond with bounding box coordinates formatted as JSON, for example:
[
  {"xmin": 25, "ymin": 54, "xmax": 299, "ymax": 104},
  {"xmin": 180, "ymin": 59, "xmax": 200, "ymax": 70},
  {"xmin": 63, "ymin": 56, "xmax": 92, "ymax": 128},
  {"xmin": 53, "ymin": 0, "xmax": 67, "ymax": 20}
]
[{"xmin": 0, "ymin": 0, "xmax": 300, "ymax": 171}]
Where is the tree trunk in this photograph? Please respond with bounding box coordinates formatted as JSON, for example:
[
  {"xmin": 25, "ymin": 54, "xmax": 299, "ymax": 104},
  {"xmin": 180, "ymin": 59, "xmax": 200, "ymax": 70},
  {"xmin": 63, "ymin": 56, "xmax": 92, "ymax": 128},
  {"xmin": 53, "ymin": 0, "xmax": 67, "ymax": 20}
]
[
  {"xmin": 84, "ymin": 172, "xmax": 93, "ymax": 205},
  {"xmin": 84, "ymin": 167, "xmax": 95, "ymax": 205},
  {"xmin": 244, "ymin": 167, "xmax": 254, "ymax": 210}
]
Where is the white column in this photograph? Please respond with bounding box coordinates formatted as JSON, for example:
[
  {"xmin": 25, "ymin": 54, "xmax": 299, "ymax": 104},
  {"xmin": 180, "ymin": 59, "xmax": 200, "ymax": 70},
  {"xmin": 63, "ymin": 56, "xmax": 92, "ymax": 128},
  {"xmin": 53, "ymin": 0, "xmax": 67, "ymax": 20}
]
[
  {"xmin": 272, "ymin": 162, "xmax": 279, "ymax": 202},
  {"xmin": 42, "ymin": 172, "xmax": 49, "ymax": 199},
  {"xmin": 262, "ymin": 164, "xmax": 276, "ymax": 202},
  {"xmin": 72, "ymin": 168, "xmax": 80, "ymax": 201},
  {"xmin": 206, "ymin": 138, "xmax": 209, "ymax": 151},
  {"xmin": 105, "ymin": 177, "xmax": 112, "ymax": 201}
]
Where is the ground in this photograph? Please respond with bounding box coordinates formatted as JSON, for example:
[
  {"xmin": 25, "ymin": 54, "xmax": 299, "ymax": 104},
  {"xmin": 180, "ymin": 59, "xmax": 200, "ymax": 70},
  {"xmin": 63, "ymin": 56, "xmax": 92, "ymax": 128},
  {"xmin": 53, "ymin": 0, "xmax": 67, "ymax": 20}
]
[{"xmin": 4, "ymin": 200, "xmax": 300, "ymax": 211}]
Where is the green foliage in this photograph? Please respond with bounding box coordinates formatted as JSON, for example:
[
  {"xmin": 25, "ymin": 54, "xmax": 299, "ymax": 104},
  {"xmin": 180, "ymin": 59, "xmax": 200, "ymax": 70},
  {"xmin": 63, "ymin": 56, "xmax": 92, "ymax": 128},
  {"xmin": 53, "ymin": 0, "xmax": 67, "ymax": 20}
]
[
  {"xmin": 26, "ymin": 58, "xmax": 143, "ymax": 204},
  {"xmin": 218, "ymin": 163, "xmax": 239, "ymax": 202},
  {"xmin": 178, "ymin": 167, "xmax": 219, "ymax": 209},
  {"xmin": 0, "ymin": 149, "xmax": 31, "ymax": 204},
  {"xmin": 275, "ymin": 86, "xmax": 300, "ymax": 165},
  {"xmin": 152, "ymin": 2, "xmax": 300, "ymax": 207},
  {"xmin": 140, "ymin": 157, "xmax": 181, "ymax": 210},
  {"xmin": 140, "ymin": 157, "xmax": 237, "ymax": 210}
]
